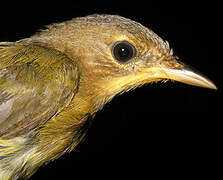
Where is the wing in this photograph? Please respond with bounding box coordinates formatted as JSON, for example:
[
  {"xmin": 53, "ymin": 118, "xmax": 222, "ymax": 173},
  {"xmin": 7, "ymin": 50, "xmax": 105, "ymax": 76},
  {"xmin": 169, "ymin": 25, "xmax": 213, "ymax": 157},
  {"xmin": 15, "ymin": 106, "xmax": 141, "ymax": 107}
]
[{"xmin": 0, "ymin": 42, "xmax": 79, "ymax": 138}]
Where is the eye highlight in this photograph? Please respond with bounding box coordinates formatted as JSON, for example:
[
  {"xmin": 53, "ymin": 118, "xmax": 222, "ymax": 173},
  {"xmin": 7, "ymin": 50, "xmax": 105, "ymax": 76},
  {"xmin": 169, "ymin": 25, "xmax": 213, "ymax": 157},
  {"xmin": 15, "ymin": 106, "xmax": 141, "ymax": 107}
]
[{"xmin": 112, "ymin": 41, "xmax": 136, "ymax": 63}]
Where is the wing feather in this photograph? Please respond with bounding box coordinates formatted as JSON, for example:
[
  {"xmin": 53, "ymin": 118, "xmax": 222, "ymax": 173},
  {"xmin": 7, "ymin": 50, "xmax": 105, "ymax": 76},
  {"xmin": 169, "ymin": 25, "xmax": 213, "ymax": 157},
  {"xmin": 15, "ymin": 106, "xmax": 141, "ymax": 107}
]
[{"xmin": 0, "ymin": 42, "xmax": 79, "ymax": 138}]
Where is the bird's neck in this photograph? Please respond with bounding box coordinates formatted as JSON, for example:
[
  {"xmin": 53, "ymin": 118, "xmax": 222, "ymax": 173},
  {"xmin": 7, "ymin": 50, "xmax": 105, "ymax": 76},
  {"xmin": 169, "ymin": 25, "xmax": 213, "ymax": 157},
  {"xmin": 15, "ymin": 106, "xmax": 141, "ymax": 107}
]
[
  {"xmin": 33, "ymin": 79, "xmax": 109, "ymax": 164},
  {"xmin": 20, "ymin": 35, "xmax": 116, "ymax": 164}
]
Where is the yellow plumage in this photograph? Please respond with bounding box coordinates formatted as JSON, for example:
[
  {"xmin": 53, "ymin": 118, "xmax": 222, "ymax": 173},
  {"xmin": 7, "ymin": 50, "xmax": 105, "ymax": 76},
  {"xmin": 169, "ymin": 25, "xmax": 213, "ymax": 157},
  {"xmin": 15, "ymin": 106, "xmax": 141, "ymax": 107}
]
[{"xmin": 0, "ymin": 14, "xmax": 216, "ymax": 180}]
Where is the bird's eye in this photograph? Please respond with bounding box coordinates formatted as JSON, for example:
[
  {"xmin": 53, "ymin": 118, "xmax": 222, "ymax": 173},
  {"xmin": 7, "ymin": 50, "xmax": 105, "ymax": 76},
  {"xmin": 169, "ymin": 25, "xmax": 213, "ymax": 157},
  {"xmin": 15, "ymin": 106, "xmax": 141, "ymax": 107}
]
[{"xmin": 112, "ymin": 41, "xmax": 136, "ymax": 63}]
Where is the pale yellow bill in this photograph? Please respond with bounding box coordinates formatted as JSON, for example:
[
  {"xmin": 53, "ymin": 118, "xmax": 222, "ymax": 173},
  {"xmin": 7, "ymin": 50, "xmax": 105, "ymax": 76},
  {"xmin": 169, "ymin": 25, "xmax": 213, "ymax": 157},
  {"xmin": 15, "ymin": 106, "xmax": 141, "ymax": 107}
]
[
  {"xmin": 160, "ymin": 68, "xmax": 217, "ymax": 89},
  {"xmin": 150, "ymin": 63, "xmax": 217, "ymax": 90}
]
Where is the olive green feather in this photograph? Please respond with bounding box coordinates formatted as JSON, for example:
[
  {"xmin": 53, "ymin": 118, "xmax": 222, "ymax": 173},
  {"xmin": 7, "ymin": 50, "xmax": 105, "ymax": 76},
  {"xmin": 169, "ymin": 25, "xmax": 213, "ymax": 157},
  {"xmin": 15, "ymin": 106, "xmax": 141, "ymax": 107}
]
[{"xmin": 0, "ymin": 42, "xmax": 79, "ymax": 138}]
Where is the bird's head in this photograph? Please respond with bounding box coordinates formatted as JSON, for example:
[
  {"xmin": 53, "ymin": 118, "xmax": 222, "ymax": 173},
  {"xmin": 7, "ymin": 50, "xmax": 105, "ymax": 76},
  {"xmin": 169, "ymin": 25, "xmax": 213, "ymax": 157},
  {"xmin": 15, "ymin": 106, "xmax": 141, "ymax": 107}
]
[{"xmin": 31, "ymin": 14, "xmax": 216, "ymax": 110}]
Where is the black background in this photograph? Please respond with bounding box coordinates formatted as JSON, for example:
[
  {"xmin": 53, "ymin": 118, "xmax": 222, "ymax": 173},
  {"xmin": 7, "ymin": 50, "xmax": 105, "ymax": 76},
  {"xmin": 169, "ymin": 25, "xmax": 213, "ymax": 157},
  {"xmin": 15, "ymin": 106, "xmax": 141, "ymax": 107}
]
[{"xmin": 0, "ymin": 1, "xmax": 222, "ymax": 179}]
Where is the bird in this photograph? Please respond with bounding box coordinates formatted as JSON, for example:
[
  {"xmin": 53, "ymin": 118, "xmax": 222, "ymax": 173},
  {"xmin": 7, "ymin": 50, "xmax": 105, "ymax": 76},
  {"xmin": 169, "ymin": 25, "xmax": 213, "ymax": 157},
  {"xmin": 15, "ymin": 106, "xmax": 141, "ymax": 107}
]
[{"xmin": 0, "ymin": 14, "xmax": 216, "ymax": 180}]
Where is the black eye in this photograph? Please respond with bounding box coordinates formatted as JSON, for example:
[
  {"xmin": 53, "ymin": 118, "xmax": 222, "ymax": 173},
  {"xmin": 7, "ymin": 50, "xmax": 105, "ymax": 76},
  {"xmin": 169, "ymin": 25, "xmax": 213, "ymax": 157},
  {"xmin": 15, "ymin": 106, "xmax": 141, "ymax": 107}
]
[{"xmin": 112, "ymin": 41, "xmax": 136, "ymax": 63}]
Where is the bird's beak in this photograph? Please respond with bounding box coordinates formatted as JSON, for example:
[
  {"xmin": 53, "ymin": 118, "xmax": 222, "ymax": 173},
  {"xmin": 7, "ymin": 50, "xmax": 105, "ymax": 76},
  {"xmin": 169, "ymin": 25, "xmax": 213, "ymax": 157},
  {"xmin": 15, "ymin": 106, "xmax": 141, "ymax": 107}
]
[{"xmin": 148, "ymin": 61, "xmax": 217, "ymax": 90}]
